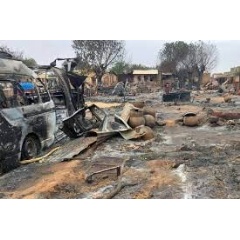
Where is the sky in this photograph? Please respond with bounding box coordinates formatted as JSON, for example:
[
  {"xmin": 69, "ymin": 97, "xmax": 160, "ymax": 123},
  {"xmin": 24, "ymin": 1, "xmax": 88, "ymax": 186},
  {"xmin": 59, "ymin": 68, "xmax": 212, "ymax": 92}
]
[{"xmin": 1, "ymin": 40, "xmax": 240, "ymax": 73}]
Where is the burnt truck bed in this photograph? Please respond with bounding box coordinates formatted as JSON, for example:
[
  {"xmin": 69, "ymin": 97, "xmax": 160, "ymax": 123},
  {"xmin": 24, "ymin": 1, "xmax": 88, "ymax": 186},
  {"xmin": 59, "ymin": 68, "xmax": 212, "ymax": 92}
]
[{"xmin": 162, "ymin": 91, "xmax": 191, "ymax": 102}]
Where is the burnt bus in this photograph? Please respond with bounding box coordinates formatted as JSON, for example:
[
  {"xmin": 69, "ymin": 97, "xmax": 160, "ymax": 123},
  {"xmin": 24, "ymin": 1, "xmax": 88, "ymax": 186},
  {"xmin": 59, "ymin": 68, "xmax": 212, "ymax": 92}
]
[{"xmin": 0, "ymin": 52, "xmax": 104, "ymax": 173}]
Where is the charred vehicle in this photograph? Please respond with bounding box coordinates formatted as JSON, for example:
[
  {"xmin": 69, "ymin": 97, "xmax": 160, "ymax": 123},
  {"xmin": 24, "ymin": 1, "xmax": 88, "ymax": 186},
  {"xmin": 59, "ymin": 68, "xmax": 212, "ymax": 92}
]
[{"xmin": 0, "ymin": 52, "xmax": 104, "ymax": 173}]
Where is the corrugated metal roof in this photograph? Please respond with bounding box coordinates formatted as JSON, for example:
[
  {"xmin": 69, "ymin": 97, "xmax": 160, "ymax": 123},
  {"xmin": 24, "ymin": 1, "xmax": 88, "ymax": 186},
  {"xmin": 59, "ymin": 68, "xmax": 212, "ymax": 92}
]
[{"xmin": 132, "ymin": 69, "xmax": 158, "ymax": 75}]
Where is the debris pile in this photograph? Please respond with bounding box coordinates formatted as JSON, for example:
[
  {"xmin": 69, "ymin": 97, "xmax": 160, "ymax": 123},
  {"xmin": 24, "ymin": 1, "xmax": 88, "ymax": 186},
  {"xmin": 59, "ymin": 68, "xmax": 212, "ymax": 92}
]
[
  {"xmin": 3, "ymin": 90, "xmax": 240, "ymax": 199},
  {"xmin": 206, "ymin": 108, "xmax": 240, "ymax": 127},
  {"xmin": 120, "ymin": 102, "xmax": 158, "ymax": 141}
]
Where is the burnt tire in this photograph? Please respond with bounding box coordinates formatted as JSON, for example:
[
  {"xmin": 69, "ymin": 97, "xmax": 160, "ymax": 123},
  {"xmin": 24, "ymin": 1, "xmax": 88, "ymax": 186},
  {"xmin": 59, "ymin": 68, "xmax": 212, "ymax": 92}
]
[{"xmin": 21, "ymin": 135, "xmax": 41, "ymax": 160}]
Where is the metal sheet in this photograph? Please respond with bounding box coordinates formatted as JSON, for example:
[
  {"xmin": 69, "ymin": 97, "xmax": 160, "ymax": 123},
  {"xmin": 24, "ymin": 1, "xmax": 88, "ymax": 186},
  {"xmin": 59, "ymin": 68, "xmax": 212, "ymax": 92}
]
[
  {"xmin": 42, "ymin": 136, "xmax": 97, "ymax": 162},
  {"xmin": 120, "ymin": 103, "xmax": 138, "ymax": 122},
  {"xmin": 119, "ymin": 126, "xmax": 146, "ymax": 140},
  {"xmin": 0, "ymin": 59, "xmax": 37, "ymax": 78}
]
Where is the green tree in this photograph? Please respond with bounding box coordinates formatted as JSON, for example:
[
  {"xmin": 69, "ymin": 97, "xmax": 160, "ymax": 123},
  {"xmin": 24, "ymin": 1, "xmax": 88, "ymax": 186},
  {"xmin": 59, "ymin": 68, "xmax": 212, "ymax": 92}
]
[
  {"xmin": 22, "ymin": 58, "xmax": 38, "ymax": 68},
  {"xmin": 158, "ymin": 41, "xmax": 190, "ymax": 73},
  {"xmin": 72, "ymin": 40, "xmax": 125, "ymax": 81},
  {"xmin": 110, "ymin": 61, "xmax": 152, "ymax": 75},
  {"xmin": 110, "ymin": 60, "xmax": 130, "ymax": 74},
  {"xmin": 128, "ymin": 64, "xmax": 151, "ymax": 71}
]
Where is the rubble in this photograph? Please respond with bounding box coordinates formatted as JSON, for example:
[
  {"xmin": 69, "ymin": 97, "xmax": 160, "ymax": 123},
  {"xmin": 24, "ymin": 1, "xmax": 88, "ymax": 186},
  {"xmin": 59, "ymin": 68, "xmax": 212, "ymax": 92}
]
[
  {"xmin": 112, "ymin": 82, "xmax": 125, "ymax": 96},
  {"xmin": 2, "ymin": 90, "xmax": 240, "ymax": 199},
  {"xmin": 207, "ymin": 108, "xmax": 240, "ymax": 120}
]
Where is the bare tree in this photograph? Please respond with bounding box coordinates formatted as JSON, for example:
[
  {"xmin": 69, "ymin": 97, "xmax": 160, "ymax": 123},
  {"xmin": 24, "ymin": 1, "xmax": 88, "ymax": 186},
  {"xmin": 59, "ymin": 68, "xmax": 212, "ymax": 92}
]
[
  {"xmin": 72, "ymin": 40, "xmax": 125, "ymax": 82},
  {"xmin": 0, "ymin": 45, "xmax": 24, "ymax": 59},
  {"xmin": 179, "ymin": 43, "xmax": 198, "ymax": 88},
  {"xmin": 0, "ymin": 45, "xmax": 38, "ymax": 68},
  {"xmin": 194, "ymin": 41, "xmax": 218, "ymax": 89},
  {"xmin": 158, "ymin": 41, "xmax": 218, "ymax": 89}
]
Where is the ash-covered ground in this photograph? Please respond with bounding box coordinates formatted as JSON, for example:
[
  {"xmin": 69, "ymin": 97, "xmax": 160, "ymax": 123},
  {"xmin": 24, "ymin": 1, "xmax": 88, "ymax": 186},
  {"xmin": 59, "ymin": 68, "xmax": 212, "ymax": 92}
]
[{"xmin": 1, "ymin": 91, "xmax": 240, "ymax": 199}]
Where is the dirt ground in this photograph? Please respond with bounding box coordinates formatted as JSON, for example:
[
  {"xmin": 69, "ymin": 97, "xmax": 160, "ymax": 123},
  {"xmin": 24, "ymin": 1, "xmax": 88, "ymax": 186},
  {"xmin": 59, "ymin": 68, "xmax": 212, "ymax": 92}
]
[{"xmin": 1, "ymin": 91, "xmax": 240, "ymax": 199}]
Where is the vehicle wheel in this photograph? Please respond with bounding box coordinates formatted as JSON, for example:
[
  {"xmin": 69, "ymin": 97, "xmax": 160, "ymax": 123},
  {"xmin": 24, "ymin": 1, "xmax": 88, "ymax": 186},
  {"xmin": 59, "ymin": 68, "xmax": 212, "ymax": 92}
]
[
  {"xmin": 21, "ymin": 135, "xmax": 41, "ymax": 160},
  {"xmin": 73, "ymin": 122, "xmax": 81, "ymax": 134}
]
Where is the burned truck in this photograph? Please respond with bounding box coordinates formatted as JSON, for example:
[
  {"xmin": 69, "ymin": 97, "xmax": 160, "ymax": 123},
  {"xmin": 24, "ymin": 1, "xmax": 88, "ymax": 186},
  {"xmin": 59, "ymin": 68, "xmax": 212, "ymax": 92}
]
[{"xmin": 0, "ymin": 52, "xmax": 104, "ymax": 173}]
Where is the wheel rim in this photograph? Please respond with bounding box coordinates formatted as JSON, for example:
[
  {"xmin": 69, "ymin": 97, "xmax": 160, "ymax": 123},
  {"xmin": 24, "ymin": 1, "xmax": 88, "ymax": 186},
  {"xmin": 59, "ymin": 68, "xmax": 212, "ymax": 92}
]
[
  {"xmin": 24, "ymin": 138, "xmax": 38, "ymax": 158},
  {"xmin": 73, "ymin": 122, "xmax": 81, "ymax": 133}
]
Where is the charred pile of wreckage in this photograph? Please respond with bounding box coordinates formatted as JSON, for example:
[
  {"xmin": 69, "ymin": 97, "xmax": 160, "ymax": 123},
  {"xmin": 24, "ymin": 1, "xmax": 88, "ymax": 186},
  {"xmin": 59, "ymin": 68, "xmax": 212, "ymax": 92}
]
[
  {"xmin": 3, "ymin": 51, "xmax": 240, "ymax": 199},
  {"xmin": 0, "ymin": 52, "xmax": 160, "ymax": 174},
  {"xmin": 0, "ymin": 52, "xmax": 107, "ymax": 173}
]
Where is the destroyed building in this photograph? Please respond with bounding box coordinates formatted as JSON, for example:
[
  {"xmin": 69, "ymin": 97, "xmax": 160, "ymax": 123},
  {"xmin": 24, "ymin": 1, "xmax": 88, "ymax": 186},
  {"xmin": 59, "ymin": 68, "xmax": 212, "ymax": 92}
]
[
  {"xmin": 129, "ymin": 69, "xmax": 161, "ymax": 93},
  {"xmin": 211, "ymin": 67, "xmax": 240, "ymax": 93}
]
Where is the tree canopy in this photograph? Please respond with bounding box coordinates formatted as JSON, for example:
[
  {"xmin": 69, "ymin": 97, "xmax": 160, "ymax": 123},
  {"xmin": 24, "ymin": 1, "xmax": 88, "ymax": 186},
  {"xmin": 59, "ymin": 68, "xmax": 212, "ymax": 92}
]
[
  {"xmin": 158, "ymin": 41, "xmax": 218, "ymax": 89},
  {"xmin": 72, "ymin": 40, "xmax": 125, "ymax": 80},
  {"xmin": 110, "ymin": 61, "xmax": 152, "ymax": 75},
  {"xmin": 110, "ymin": 60, "xmax": 130, "ymax": 75},
  {"xmin": 22, "ymin": 58, "xmax": 38, "ymax": 68},
  {"xmin": 159, "ymin": 41, "xmax": 190, "ymax": 73}
]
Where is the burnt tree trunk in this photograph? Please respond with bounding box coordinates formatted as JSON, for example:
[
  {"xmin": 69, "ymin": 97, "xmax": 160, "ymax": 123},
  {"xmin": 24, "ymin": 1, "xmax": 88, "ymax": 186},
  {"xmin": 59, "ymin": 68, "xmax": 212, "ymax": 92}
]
[
  {"xmin": 195, "ymin": 70, "xmax": 204, "ymax": 90},
  {"xmin": 196, "ymin": 65, "xmax": 205, "ymax": 90}
]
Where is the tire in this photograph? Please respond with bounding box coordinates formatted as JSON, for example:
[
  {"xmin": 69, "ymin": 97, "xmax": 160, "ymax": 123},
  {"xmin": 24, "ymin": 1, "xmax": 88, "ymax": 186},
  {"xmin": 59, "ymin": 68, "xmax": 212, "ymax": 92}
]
[{"xmin": 21, "ymin": 135, "xmax": 41, "ymax": 160}]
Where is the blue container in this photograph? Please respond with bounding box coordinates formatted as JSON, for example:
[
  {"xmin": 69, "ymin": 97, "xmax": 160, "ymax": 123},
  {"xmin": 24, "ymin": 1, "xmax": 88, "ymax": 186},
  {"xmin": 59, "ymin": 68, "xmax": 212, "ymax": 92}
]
[{"xmin": 20, "ymin": 82, "xmax": 35, "ymax": 91}]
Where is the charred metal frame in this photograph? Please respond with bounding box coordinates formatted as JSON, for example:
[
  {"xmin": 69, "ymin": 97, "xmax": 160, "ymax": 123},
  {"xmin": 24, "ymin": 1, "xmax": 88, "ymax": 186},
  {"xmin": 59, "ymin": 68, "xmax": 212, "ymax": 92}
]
[{"xmin": 0, "ymin": 55, "xmax": 105, "ymax": 173}]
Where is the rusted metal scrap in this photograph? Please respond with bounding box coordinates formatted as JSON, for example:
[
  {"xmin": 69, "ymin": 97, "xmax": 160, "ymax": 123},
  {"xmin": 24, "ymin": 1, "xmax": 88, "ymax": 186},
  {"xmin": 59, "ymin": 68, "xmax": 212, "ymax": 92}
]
[
  {"xmin": 45, "ymin": 136, "xmax": 97, "ymax": 162},
  {"xmin": 119, "ymin": 125, "xmax": 146, "ymax": 140},
  {"xmin": 85, "ymin": 165, "xmax": 122, "ymax": 183},
  {"xmin": 210, "ymin": 110, "xmax": 240, "ymax": 120},
  {"xmin": 91, "ymin": 112, "xmax": 146, "ymax": 140},
  {"xmin": 61, "ymin": 104, "xmax": 107, "ymax": 139},
  {"xmin": 85, "ymin": 156, "xmax": 127, "ymax": 183},
  {"xmin": 92, "ymin": 103, "xmax": 156, "ymax": 141},
  {"xmin": 54, "ymin": 108, "xmax": 147, "ymax": 164}
]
